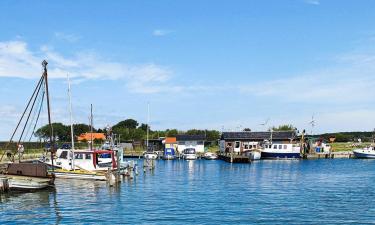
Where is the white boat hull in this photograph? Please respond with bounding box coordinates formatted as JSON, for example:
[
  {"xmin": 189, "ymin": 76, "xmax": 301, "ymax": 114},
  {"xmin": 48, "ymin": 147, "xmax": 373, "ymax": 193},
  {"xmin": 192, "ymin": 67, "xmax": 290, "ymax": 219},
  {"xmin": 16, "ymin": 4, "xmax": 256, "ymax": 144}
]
[
  {"xmin": 6, "ymin": 175, "xmax": 53, "ymax": 190},
  {"xmin": 184, "ymin": 154, "xmax": 197, "ymax": 160},
  {"xmin": 353, "ymin": 149, "xmax": 375, "ymax": 159},
  {"xmin": 144, "ymin": 153, "xmax": 158, "ymax": 160},
  {"xmin": 53, "ymin": 171, "xmax": 106, "ymax": 181}
]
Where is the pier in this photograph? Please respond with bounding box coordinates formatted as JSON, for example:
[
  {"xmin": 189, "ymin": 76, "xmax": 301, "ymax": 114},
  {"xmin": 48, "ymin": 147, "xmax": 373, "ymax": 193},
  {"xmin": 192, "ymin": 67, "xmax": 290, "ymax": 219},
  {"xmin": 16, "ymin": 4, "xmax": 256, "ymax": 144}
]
[
  {"xmin": 305, "ymin": 151, "xmax": 354, "ymax": 159},
  {"xmin": 218, "ymin": 153, "xmax": 251, "ymax": 163}
]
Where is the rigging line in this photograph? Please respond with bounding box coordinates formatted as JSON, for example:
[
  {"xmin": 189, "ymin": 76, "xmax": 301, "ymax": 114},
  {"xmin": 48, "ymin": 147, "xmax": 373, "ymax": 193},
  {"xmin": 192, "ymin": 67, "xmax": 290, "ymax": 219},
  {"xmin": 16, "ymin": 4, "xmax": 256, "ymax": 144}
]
[
  {"xmin": 0, "ymin": 75, "xmax": 44, "ymax": 162},
  {"xmin": 24, "ymin": 80, "xmax": 45, "ymax": 142},
  {"xmin": 28, "ymin": 85, "xmax": 46, "ymax": 142},
  {"xmin": 17, "ymin": 76, "xmax": 44, "ymax": 147}
]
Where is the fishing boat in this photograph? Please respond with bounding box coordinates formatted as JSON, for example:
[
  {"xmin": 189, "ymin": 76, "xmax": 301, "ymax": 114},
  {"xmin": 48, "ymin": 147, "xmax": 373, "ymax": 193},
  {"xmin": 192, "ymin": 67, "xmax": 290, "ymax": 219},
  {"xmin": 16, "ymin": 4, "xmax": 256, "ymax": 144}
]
[
  {"xmin": 261, "ymin": 143, "xmax": 301, "ymax": 159},
  {"xmin": 353, "ymin": 146, "xmax": 375, "ymax": 159},
  {"xmin": 203, "ymin": 152, "xmax": 218, "ymax": 160},
  {"xmin": 182, "ymin": 148, "xmax": 197, "ymax": 160},
  {"xmin": 0, "ymin": 60, "xmax": 55, "ymax": 190},
  {"xmin": 6, "ymin": 163, "xmax": 54, "ymax": 190},
  {"xmin": 163, "ymin": 148, "xmax": 176, "ymax": 160}
]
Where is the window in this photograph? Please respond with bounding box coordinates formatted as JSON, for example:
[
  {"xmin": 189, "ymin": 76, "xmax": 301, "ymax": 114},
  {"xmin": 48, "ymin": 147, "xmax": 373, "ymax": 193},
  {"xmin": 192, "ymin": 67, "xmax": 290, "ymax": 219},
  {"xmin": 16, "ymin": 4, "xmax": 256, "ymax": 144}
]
[
  {"xmin": 244, "ymin": 144, "xmax": 249, "ymax": 149},
  {"xmin": 279, "ymin": 145, "xmax": 282, "ymax": 149},
  {"xmin": 75, "ymin": 153, "xmax": 83, "ymax": 159},
  {"xmin": 273, "ymin": 145, "xmax": 277, "ymax": 149},
  {"xmin": 284, "ymin": 145, "xmax": 287, "ymax": 150},
  {"xmin": 197, "ymin": 141, "xmax": 204, "ymax": 145},
  {"xmin": 227, "ymin": 143, "xmax": 232, "ymax": 147},
  {"xmin": 249, "ymin": 145, "xmax": 252, "ymax": 149},
  {"xmin": 179, "ymin": 141, "xmax": 185, "ymax": 145},
  {"xmin": 235, "ymin": 142, "xmax": 240, "ymax": 148},
  {"xmin": 60, "ymin": 151, "xmax": 68, "ymax": 159},
  {"xmin": 85, "ymin": 154, "xmax": 92, "ymax": 159}
]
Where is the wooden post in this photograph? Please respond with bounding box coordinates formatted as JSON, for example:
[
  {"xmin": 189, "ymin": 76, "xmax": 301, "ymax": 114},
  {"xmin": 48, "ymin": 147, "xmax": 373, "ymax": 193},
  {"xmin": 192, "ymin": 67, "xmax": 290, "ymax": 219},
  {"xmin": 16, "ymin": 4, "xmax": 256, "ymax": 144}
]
[{"xmin": 0, "ymin": 176, "xmax": 9, "ymax": 193}]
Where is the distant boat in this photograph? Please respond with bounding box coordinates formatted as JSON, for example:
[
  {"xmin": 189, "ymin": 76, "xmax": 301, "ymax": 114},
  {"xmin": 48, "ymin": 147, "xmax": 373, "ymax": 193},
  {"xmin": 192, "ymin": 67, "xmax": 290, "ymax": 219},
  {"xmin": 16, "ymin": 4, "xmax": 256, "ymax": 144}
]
[
  {"xmin": 353, "ymin": 146, "xmax": 375, "ymax": 159},
  {"xmin": 261, "ymin": 143, "xmax": 301, "ymax": 159},
  {"xmin": 143, "ymin": 102, "xmax": 158, "ymax": 160},
  {"xmin": 203, "ymin": 152, "xmax": 218, "ymax": 160},
  {"xmin": 182, "ymin": 148, "xmax": 197, "ymax": 160},
  {"xmin": 163, "ymin": 148, "xmax": 176, "ymax": 160}
]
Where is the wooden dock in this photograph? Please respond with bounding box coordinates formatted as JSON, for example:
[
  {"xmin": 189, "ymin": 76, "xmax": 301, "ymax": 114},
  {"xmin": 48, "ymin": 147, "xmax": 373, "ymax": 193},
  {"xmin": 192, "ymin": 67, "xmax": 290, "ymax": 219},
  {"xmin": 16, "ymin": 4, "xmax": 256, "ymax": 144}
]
[
  {"xmin": 218, "ymin": 154, "xmax": 250, "ymax": 163},
  {"xmin": 305, "ymin": 151, "xmax": 354, "ymax": 159}
]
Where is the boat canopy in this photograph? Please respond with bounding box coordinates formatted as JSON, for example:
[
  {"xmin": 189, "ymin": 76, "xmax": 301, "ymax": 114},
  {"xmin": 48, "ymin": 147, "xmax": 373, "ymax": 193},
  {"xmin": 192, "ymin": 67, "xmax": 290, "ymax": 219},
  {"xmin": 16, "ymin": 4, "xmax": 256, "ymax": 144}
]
[
  {"xmin": 164, "ymin": 148, "xmax": 175, "ymax": 155},
  {"xmin": 184, "ymin": 148, "xmax": 196, "ymax": 154}
]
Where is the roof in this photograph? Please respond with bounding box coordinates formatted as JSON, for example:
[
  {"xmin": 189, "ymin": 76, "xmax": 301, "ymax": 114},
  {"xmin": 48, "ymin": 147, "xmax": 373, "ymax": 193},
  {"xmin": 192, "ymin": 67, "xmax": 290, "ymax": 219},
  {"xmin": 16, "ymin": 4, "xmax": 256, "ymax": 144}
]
[
  {"xmin": 221, "ymin": 131, "xmax": 296, "ymax": 141},
  {"xmin": 176, "ymin": 134, "xmax": 206, "ymax": 141},
  {"xmin": 77, "ymin": 133, "xmax": 106, "ymax": 141},
  {"xmin": 165, "ymin": 137, "xmax": 177, "ymax": 143}
]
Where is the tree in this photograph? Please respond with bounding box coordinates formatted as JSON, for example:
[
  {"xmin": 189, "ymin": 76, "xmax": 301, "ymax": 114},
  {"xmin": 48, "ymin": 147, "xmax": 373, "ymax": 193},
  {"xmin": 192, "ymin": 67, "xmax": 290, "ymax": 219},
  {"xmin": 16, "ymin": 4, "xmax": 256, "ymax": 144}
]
[
  {"xmin": 138, "ymin": 123, "xmax": 149, "ymax": 132},
  {"xmin": 113, "ymin": 119, "xmax": 139, "ymax": 130},
  {"xmin": 73, "ymin": 123, "xmax": 92, "ymax": 136},
  {"xmin": 243, "ymin": 128, "xmax": 251, "ymax": 132},
  {"xmin": 35, "ymin": 123, "xmax": 70, "ymax": 142},
  {"xmin": 272, "ymin": 124, "xmax": 296, "ymax": 131}
]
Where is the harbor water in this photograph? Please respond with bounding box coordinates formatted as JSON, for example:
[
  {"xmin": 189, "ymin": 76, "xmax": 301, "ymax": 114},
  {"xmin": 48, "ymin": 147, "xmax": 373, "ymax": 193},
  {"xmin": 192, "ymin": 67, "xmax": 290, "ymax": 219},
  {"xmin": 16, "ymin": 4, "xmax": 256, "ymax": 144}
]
[{"xmin": 1, "ymin": 159, "xmax": 375, "ymax": 224}]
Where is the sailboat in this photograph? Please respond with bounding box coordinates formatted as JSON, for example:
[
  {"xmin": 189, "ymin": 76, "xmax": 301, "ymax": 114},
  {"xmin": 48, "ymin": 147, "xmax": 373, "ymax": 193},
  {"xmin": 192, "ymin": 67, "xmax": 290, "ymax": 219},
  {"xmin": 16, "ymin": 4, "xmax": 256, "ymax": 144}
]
[
  {"xmin": 143, "ymin": 103, "xmax": 158, "ymax": 160},
  {"xmin": 0, "ymin": 60, "xmax": 55, "ymax": 190},
  {"xmin": 39, "ymin": 76, "xmax": 122, "ymax": 180}
]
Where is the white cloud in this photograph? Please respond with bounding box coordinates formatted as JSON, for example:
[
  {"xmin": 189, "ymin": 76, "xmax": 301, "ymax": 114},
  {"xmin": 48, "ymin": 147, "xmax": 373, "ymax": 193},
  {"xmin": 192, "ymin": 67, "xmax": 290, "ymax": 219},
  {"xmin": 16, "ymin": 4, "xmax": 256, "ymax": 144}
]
[
  {"xmin": 54, "ymin": 32, "xmax": 81, "ymax": 42},
  {"xmin": 304, "ymin": 0, "xmax": 320, "ymax": 5},
  {"xmin": 0, "ymin": 40, "xmax": 173, "ymax": 94},
  {"xmin": 152, "ymin": 29, "xmax": 173, "ymax": 36}
]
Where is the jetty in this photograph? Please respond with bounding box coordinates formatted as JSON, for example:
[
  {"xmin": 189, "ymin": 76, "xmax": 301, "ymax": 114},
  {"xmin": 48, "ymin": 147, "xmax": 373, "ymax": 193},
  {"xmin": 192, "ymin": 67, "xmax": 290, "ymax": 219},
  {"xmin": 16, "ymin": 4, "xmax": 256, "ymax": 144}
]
[{"xmin": 218, "ymin": 153, "xmax": 251, "ymax": 163}]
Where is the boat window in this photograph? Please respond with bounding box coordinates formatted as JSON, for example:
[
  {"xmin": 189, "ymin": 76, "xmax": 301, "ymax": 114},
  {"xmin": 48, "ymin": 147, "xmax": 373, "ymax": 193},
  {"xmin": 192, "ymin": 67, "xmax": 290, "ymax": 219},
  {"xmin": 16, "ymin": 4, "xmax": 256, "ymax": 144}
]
[
  {"xmin": 235, "ymin": 142, "xmax": 240, "ymax": 148},
  {"xmin": 179, "ymin": 141, "xmax": 185, "ymax": 145},
  {"xmin": 253, "ymin": 145, "xmax": 257, "ymax": 149},
  {"xmin": 244, "ymin": 144, "xmax": 248, "ymax": 149},
  {"xmin": 60, "ymin": 151, "xmax": 68, "ymax": 159},
  {"xmin": 284, "ymin": 145, "xmax": 287, "ymax": 149},
  {"xmin": 75, "ymin": 153, "xmax": 83, "ymax": 159},
  {"xmin": 273, "ymin": 145, "xmax": 277, "ymax": 149},
  {"xmin": 184, "ymin": 148, "xmax": 196, "ymax": 154},
  {"xmin": 85, "ymin": 154, "xmax": 91, "ymax": 159},
  {"xmin": 249, "ymin": 145, "xmax": 252, "ymax": 149},
  {"xmin": 278, "ymin": 145, "xmax": 282, "ymax": 149}
]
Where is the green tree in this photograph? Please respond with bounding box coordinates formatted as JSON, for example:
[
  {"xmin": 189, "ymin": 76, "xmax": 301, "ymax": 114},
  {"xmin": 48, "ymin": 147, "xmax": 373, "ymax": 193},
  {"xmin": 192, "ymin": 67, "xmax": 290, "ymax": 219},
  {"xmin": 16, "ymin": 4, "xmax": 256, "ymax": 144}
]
[
  {"xmin": 113, "ymin": 119, "xmax": 139, "ymax": 130},
  {"xmin": 35, "ymin": 123, "xmax": 70, "ymax": 142},
  {"xmin": 271, "ymin": 124, "xmax": 296, "ymax": 131}
]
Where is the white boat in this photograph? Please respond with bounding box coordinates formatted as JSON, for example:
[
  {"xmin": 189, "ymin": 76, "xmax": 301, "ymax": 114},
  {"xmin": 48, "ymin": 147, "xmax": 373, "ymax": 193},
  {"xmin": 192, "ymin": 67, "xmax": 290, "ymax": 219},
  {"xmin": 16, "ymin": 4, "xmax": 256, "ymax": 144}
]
[
  {"xmin": 144, "ymin": 151, "xmax": 158, "ymax": 160},
  {"xmin": 6, "ymin": 175, "xmax": 53, "ymax": 190},
  {"xmin": 353, "ymin": 146, "xmax": 375, "ymax": 159},
  {"xmin": 248, "ymin": 149, "xmax": 261, "ymax": 160},
  {"xmin": 261, "ymin": 143, "xmax": 301, "ymax": 159},
  {"xmin": 182, "ymin": 148, "xmax": 197, "ymax": 160},
  {"xmin": 203, "ymin": 152, "xmax": 218, "ymax": 160}
]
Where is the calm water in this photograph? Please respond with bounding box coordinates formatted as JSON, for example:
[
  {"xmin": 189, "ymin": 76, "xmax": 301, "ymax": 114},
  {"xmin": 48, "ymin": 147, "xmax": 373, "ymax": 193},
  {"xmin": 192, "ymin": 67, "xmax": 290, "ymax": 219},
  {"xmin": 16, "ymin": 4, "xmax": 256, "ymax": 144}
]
[{"xmin": 1, "ymin": 159, "xmax": 375, "ymax": 224}]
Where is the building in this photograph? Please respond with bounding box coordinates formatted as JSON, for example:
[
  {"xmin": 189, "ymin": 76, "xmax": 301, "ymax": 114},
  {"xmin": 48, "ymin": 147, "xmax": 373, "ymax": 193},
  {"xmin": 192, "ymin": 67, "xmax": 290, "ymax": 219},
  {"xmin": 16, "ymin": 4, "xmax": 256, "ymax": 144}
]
[
  {"xmin": 176, "ymin": 134, "xmax": 206, "ymax": 153},
  {"xmin": 77, "ymin": 133, "xmax": 106, "ymax": 142},
  {"xmin": 164, "ymin": 137, "xmax": 178, "ymax": 152},
  {"xmin": 219, "ymin": 131, "xmax": 297, "ymax": 154}
]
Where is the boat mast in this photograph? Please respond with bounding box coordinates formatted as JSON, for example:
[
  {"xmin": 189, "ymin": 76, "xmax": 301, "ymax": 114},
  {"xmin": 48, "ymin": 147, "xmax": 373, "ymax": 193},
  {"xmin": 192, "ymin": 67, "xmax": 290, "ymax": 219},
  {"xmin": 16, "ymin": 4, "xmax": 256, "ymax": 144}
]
[
  {"xmin": 67, "ymin": 74, "xmax": 75, "ymax": 170},
  {"xmin": 43, "ymin": 60, "xmax": 55, "ymax": 172},
  {"xmin": 147, "ymin": 102, "xmax": 150, "ymax": 152},
  {"xmin": 90, "ymin": 104, "xmax": 93, "ymax": 151}
]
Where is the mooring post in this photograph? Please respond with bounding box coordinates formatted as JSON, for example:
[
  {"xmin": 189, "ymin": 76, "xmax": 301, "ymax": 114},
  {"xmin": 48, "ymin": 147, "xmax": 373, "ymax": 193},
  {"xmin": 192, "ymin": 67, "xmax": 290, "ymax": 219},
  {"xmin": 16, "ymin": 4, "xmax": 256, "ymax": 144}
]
[{"xmin": 0, "ymin": 176, "xmax": 9, "ymax": 193}]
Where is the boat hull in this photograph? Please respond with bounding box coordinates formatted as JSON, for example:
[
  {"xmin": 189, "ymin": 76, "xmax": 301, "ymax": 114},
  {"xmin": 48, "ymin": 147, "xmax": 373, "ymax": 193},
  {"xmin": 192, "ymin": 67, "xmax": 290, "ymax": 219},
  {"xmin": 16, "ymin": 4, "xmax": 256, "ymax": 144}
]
[
  {"xmin": 261, "ymin": 152, "xmax": 301, "ymax": 159},
  {"xmin": 162, "ymin": 155, "xmax": 175, "ymax": 160},
  {"xmin": 53, "ymin": 171, "xmax": 106, "ymax": 180},
  {"xmin": 353, "ymin": 150, "xmax": 375, "ymax": 159},
  {"xmin": 184, "ymin": 155, "xmax": 197, "ymax": 160},
  {"xmin": 144, "ymin": 153, "xmax": 158, "ymax": 160},
  {"xmin": 6, "ymin": 175, "xmax": 54, "ymax": 190}
]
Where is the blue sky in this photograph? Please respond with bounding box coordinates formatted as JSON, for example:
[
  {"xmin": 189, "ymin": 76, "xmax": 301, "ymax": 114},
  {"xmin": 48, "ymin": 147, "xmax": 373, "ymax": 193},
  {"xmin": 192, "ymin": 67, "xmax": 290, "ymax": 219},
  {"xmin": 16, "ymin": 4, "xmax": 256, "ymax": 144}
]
[{"xmin": 1, "ymin": 0, "xmax": 375, "ymax": 140}]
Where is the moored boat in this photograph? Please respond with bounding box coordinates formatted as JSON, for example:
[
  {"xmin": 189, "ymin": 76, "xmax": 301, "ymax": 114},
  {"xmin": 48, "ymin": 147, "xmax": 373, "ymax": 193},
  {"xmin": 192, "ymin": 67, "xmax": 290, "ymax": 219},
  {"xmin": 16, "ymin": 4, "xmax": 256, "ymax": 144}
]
[
  {"xmin": 163, "ymin": 148, "xmax": 176, "ymax": 160},
  {"xmin": 353, "ymin": 146, "xmax": 375, "ymax": 159},
  {"xmin": 261, "ymin": 143, "xmax": 301, "ymax": 159},
  {"xmin": 203, "ymin": 152, "xmax": 218, "ymax": 160},
  {"xmin": 182, "ymin": 148, "xmax": 197, "ymax": 160}
]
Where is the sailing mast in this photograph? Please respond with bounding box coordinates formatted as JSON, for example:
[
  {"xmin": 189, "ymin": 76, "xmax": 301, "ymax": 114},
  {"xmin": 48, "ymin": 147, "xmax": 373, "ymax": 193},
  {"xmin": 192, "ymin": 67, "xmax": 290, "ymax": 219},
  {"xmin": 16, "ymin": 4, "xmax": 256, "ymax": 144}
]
[
  {"xmin": 146, "ymin": 102, "xmax": 150, "ymax": 152},
  {"xmin": 67, "ymin": 74, "xmax": 75, "ymax": 170},
  {"xmin": 90, "ymin": 104, "xmax": 93, "ymax": 151},
  {"xmin": 42, "ymin": 60, "xmax": 55, "ymax": 172}
]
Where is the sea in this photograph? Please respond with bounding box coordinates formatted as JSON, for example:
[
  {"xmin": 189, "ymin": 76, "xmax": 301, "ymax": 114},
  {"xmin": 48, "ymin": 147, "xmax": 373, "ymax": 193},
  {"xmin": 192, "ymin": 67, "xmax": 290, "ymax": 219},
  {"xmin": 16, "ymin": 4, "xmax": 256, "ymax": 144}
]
[{"xmin": 1, "ymin": 159, "xmax": 375, "ymax": 224}]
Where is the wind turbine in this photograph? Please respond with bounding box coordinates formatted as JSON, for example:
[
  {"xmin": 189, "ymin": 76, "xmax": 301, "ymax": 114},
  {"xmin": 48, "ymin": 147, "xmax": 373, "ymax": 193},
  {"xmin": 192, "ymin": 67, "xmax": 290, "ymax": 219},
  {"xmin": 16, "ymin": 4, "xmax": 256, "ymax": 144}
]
[
  {"xmin": 309, "ymin": 114, "xmax": 315, "ymax": 135},
  {"xmin": 259, "ymin": 118, "xmax": 270, "ymax": 130}
]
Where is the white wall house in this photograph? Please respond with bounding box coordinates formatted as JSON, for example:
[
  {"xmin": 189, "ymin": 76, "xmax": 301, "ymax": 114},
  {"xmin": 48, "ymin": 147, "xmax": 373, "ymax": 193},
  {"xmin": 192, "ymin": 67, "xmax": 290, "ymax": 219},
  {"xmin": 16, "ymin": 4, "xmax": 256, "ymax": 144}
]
[{"xmin": 176, "ymin": 135, "xmax": 206, "ymax": 154}]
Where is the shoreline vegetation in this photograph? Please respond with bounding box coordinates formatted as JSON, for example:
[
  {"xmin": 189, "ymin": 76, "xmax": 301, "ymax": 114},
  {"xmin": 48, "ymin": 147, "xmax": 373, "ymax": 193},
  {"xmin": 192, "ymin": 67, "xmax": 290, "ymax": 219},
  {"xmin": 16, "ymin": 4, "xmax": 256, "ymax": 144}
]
[{"xmin": 1, "ymin": 119, "xmax": 373, "ymax": 162}]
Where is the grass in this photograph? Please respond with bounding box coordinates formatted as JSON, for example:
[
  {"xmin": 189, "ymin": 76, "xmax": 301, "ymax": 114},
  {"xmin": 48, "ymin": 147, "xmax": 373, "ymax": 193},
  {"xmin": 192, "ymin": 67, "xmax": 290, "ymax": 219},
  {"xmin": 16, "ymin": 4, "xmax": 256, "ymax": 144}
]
[{"xmin": 330, "ymin": 142, "xmax": 370, "ymax": 152}]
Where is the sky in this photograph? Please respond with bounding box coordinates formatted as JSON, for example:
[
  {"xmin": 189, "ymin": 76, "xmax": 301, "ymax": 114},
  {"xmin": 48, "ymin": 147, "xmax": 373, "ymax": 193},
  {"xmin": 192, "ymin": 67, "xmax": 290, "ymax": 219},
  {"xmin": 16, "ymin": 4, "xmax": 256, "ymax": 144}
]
[{"xmin": 1, "ymin": 0, "xmax": 375, "ymax": 140}]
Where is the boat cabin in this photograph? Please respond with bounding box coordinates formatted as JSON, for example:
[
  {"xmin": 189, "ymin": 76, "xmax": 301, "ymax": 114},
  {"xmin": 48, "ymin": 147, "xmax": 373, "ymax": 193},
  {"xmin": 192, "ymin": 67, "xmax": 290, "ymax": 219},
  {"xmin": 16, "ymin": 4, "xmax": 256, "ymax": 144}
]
[
  {"xmin": 219, "ymin": 131, "xmax": 297, "ymax": 154},
  {"xmin": 176, "ymin": 135, "xmax": 206, "ymax": 154}
]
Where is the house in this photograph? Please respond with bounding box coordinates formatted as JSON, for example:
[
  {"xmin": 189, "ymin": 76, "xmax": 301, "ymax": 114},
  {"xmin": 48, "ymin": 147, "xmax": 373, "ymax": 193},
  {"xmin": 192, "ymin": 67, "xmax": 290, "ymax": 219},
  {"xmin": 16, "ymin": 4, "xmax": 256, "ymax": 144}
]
[
  {"xmin": 146, "ymin": 138, "xmax": 164, "ymax": 152},
  {"xmin": 219, "ymin": 131, "xmax": 297, "ymax": 154},
  {"xmin": 164, "ymin": 137, "xmax": 178, "ymax": 152},
  {"xmin": 77, "ymin": 133, "xmax": 106, "ymax": 142},
  {"xmin": 176, "ymin": 134, "xmax": 206, "ymax": 153}
]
